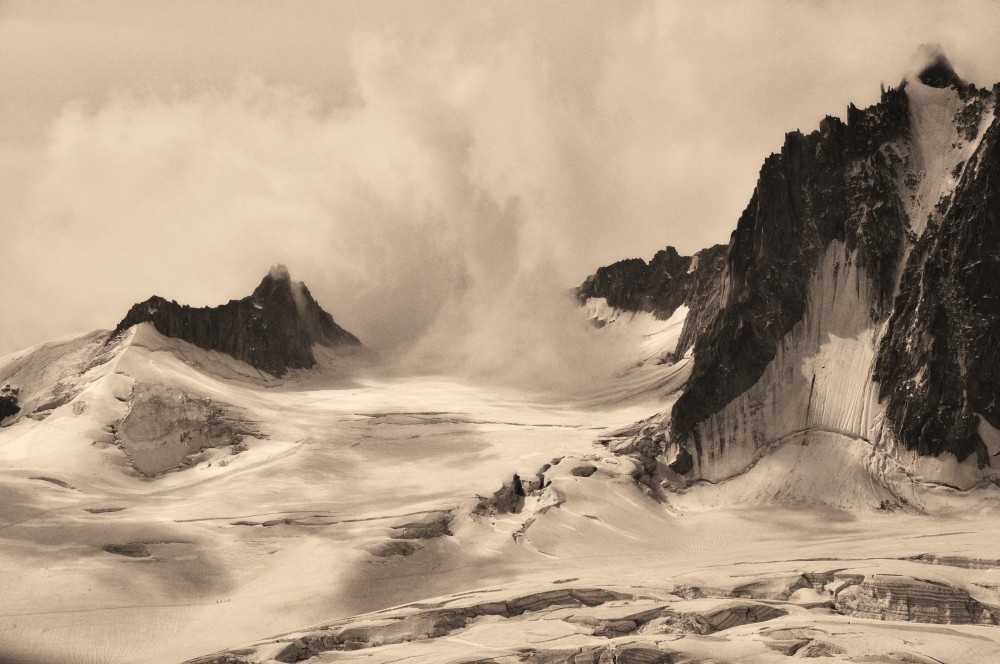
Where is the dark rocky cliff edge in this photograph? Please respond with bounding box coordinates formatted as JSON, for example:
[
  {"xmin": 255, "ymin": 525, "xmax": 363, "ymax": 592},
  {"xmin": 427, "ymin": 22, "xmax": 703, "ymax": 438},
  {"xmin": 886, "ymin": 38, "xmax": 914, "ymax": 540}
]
[
  {"xmin": 673, "ymin": 85, "xmax": 912, "ymax": 447},
  {"xmin": 109, "ymin": 265, "xmax": 360, "ymax": 376},
  {"xmin": 579, "ymin": 56, "xmax": 1000, "ymax": 467},
  {"xmin": 577, "ymin": 244, "xmax": 728, "ymax": 358},
  {"xmin": 0, "ymin": 385, "xmax": 19, "ymax": 421}
]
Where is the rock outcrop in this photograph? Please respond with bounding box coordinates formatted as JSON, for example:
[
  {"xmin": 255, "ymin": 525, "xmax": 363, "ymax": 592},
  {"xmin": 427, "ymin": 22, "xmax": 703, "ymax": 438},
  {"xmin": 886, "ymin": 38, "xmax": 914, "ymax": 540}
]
[
  {"xmin": 0, "ymin": 384, "xmax": 19, "ymax": 421},
  {"xmin": 109, "ymin": 265, "xmax": 360, "ymax": 376},
  {"xmin": 577, "ymin": 244, "xmax": 727, "ymax": 358},
  {"xmin": 473, "ymin": 474, "xmax": 526, "ymax": 515}
]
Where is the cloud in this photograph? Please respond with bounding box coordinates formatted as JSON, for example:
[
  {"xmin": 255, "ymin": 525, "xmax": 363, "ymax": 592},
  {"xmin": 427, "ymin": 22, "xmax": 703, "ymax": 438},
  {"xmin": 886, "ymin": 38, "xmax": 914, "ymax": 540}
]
[
  {"xmin": 3, "ymin": 28, "xmax": 639, "ymax": 388},
  {"xmin": 4, "ymin": 1, "xmax": 1000, "ymax": 390}
]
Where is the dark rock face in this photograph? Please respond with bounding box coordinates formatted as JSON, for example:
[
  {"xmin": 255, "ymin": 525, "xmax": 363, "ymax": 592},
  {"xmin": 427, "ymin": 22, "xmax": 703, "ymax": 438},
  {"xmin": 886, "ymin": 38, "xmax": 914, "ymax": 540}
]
[
  {"xmin": 874, "ymin": 90, "xmax": 1000, "ymax": 466},
  {"xmin": 577, "ymin": 244, "xmax": 727, "ymax": 357},
  {"xmin": 0, "ymin": 384, "xmax": 19, "ymax": 421},
  {"xmin": 578, "ymin": 256, "xmax": 651, "ymax": 313},
  {"xmin": 667, "ymin": 447, "xmax": 693, "ymax": 475},
  {"xmin": 581, "ymin": 57, "xmax": 1000, "ymax": 469},
  {"xmin": 110, "ymin": 265, "xmax": 359, "ymax": 376},
  {"xmin": 672, "ymin": 88, "xmax": 911, "ymax": 443},
  {"xmin": 917, "ymin": 53, "xmax": 965, "ymax": 89}
]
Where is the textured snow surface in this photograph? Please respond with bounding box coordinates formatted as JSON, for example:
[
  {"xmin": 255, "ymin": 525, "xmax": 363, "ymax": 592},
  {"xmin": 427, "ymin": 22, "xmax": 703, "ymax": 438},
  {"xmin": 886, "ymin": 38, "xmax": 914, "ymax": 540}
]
[
  {"xmin": 1, "ymin": 322, "xmax": 999, "ymax": 663},
  {"xmin": 577, "ymin": 297, "xmax": 691, "ymax": 406},
  {"xmin": 0, "ymin": 325, "xmax": 660, "ymax": 663},
  {"xmin": 683, "ymin": 240, "xmax": 996, "ymax": 492},
  {"xmin": 582, "ymin": 297, "xmax": 688, "ymax": 365},
  {"xmin": 687, "ymin": 242, "xmax": 884, "ymax": 482}
]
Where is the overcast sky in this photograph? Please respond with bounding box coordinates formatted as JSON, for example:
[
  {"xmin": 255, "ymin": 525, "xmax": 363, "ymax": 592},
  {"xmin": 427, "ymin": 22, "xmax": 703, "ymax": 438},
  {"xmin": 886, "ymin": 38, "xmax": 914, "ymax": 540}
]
[{"xmin": 4, "ymin": 1, "xmax": 1000, "ymax": 372}]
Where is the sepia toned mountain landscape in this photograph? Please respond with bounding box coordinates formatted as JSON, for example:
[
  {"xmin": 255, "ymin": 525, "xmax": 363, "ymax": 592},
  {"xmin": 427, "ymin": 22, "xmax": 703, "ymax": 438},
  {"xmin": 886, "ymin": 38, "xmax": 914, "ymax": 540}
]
[{"xmin": 3, "ymin": 3, "xmax": 1000, "ymax": 663}]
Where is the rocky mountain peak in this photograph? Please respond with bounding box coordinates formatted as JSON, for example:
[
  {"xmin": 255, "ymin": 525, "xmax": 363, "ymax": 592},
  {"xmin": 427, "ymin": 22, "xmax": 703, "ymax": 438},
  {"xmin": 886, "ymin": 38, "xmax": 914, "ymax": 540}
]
[
  {"xmin": 268, "ymin": 263, "xmax": 291, "ymax": 281},
  {"xmin": 579, "ymin": 55, "xmax": 1000, "ymax": 485},
  {"xmin": 252, "ymin": 262, "xmax": 293, "ymax": 291},
  {"xmin": 251, "ymin": 264, "xmax": 294, "ymax": 300},
  {"xmin": 914, "ymin": 45, "xmax": 965, "ymax": 89},
  {"xmin": 110, "ymin": 266, "xmax": 360, "ymax": 376}
]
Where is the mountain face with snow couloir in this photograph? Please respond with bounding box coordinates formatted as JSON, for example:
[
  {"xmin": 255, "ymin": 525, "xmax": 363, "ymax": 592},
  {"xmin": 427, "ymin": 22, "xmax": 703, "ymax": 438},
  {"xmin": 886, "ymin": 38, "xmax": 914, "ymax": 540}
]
[{"xmin": 579, "ymin": 52, "xmax": 1000, "ymax": 487}]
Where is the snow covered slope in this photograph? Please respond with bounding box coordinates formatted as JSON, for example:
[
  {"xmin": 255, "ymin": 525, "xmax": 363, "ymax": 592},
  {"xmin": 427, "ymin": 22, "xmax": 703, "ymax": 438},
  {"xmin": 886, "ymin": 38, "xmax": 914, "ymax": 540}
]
[
  {"xmin": 1, "ymin": 300, "xmax": 998, "ymax": 663},
  {"xmin": 0, "ymin": 320, "xmax": 663, "ymax": 663}
]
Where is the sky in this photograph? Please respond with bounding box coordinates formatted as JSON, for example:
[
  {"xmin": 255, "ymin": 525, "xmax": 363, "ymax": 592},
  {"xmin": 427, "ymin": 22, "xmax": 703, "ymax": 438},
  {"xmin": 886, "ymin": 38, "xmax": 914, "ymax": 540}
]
[{"xmin": 4, "ymin": 1, "xmax": 1000, "ymax": 382}]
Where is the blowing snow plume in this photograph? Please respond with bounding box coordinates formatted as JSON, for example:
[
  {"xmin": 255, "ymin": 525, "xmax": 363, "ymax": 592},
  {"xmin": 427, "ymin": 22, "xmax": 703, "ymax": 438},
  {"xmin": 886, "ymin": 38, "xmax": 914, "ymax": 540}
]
[{"xmin": 5, "ymin": 33, "xmax": 652, "ymax": 393}]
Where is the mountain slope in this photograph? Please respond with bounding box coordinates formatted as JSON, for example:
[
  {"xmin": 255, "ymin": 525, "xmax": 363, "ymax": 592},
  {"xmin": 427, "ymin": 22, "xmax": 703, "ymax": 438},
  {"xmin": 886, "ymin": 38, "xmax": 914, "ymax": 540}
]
[{"xmin": 578, "ymin": 54, "xmax": 1000, "ymax": 489}]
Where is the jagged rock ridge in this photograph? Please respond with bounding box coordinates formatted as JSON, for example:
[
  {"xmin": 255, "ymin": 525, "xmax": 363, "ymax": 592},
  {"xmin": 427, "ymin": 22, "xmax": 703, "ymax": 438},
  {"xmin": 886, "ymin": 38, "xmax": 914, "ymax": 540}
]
[
  {"xmin": 579, "ymin": 55, "xmax": 1000, "ymax": 474},
  {"xmin": 576, "ymin": 244, "xmax": 727, "ymax": 358},
  {"xmin": 110, "ymin": 265, "xmax": 360, "ymax": 376}
]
